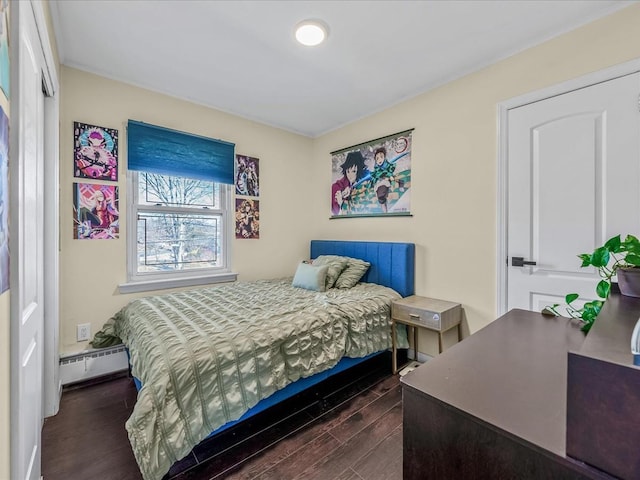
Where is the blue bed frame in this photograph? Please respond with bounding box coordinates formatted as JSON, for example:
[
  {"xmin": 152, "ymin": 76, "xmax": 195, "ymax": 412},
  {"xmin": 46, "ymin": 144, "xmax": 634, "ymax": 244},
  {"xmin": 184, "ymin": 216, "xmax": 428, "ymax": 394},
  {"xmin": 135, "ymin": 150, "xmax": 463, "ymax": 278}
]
[
  {"xmin": 132, "ymin": 240, "xmax": 415, "ymax": 436},
  {"xmin": 310, "ymin": 240, "xmax": 415, "ymax": 298}
]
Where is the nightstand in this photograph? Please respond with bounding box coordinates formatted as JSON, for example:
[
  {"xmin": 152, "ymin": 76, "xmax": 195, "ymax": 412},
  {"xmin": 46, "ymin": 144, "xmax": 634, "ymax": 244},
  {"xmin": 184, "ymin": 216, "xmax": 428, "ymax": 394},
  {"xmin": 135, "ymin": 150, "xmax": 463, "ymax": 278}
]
[{"xmin": 391, "ymin": 295, "xmax": 462, "ymax": 374}]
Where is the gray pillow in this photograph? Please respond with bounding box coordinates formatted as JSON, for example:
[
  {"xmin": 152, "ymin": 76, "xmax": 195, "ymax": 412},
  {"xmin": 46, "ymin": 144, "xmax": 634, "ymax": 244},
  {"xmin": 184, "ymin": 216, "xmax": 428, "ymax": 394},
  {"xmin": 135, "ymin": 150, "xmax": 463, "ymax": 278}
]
[
  {"xmin": 292, "ymin": 262, "xmax": 329, "ymax": 292},
  {"xmin": 312, "ymin": 255, "xmax": 348, "ymax": 289},
  {"xmin": 335, "ymin": 257, "xmax": 371, "ymax": 289}
]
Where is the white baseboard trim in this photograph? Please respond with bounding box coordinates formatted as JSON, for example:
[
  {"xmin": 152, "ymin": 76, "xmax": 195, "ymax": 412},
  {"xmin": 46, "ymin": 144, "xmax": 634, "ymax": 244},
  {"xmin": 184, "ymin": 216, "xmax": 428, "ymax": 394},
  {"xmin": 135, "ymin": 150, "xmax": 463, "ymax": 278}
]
[
  {"xmin": 59, "ymin": 345, "xmax": 129, "ymax": 385},
  {"xmin": 407, "ymin": 349, "xmax": 433, "ymax": 364}
]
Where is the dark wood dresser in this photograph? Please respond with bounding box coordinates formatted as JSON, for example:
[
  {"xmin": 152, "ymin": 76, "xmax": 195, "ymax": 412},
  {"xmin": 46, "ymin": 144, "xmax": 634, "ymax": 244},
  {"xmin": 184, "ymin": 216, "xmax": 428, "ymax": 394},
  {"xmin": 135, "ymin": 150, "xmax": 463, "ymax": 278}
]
[{"xmin": 401, "ymin": 295, "xmax": 640, "ymax": 479}]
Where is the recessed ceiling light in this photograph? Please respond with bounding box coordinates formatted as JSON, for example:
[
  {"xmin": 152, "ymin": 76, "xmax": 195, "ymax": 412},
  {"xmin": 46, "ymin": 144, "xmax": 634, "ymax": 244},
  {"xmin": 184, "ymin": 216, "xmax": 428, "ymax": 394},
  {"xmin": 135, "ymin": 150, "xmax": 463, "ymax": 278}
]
[{"xmin": 294, "ymin": 20, "xmax": 328, "ymax": 47}]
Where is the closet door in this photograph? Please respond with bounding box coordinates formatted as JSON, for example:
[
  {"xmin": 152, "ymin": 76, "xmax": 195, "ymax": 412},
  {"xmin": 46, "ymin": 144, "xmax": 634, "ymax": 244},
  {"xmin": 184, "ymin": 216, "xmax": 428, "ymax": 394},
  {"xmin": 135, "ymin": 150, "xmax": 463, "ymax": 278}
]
[{"xmin": 12, "ymin": 2, "xmax": 46, "ymax": 479}]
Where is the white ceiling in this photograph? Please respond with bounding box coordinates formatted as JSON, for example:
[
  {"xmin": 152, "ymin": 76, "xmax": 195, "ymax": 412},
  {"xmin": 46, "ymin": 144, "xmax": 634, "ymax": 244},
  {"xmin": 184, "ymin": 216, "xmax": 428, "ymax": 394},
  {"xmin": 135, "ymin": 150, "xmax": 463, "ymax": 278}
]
[{"xmin": 50, "ymin": 0, "xmax": 631, "ymax": 137}]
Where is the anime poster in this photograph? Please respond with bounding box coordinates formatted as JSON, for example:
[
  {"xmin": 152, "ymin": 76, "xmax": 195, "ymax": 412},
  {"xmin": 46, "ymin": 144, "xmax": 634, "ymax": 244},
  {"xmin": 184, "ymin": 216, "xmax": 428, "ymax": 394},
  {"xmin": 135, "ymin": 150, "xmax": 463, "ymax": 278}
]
[
  {"xmin": 0, "ymin": 0, "xmax": 9, "ymax": 100},
  {"xmin": 235, "ymin": 198, "xmax": 259, "ymax": 239},
  {"xmin": 330, "ymin": 129, "xmax": 413, "ymax": 218},
  {"xmin": 73, "ymin": 183, "xmax": 119, "ymax": 240},
  {"xmin": 0, "ymin": 106, "xmax": 9, "ymax": 293},
  {"xmin": 235, "ymin": 154, "xmax": 259, "ymax": 197},
  {"xmin": 73, "ymin": 122, "xmax": 118, "ymax": 181}
]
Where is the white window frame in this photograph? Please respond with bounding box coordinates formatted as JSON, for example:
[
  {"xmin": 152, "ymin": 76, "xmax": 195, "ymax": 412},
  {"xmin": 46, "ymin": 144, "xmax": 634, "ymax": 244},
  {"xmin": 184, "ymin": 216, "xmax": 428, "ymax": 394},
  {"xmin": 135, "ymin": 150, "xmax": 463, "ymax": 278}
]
[{"xmin": 119, "ymin": 171, "xmax": 237, "ymax": 294}]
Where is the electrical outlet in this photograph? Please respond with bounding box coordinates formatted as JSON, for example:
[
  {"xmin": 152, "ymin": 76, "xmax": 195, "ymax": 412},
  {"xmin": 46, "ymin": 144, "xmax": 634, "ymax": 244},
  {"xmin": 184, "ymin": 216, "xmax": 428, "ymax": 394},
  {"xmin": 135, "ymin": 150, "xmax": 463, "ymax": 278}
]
[{"xmin": 77, "ymin": 323, "xmax": 91, "ymax": 342}]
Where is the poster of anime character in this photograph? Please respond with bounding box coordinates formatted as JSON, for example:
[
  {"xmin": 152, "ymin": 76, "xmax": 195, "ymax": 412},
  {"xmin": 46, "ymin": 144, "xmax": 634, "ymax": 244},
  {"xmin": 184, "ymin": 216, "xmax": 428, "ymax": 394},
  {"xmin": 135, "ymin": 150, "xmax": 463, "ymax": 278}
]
[
  {"xmin": 235, "ymin": 198, "xmax": 259, "ymax": 239},
  {"xmin": 330, "ymin": 129, "xmax": 413, "ymax": 218},
  {"xmin": 235, "ymin": 154, "xmax": 260, "ymax": 197},
  {"xmin": 73, "ymin": 183, "xmax": 119, "ymax": 240},
  {"xmin": 73, "ymin": 122, "xmax": 118, "ymax": 181},
  {"xmin": 0, "ymin": 0, "xmax": 9, "ymax": 100},
  {"xmin": 0, "ymin": 106, "xmax": 9, "ymax": 293}
]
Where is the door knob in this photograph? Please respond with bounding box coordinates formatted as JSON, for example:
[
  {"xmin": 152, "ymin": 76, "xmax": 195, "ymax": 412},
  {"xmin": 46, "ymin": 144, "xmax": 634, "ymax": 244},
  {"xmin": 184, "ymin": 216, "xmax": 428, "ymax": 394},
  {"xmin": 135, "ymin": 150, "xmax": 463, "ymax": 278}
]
[{"xmin": 512, "ymin": 256, "xmax": 537, "ymax": 267}]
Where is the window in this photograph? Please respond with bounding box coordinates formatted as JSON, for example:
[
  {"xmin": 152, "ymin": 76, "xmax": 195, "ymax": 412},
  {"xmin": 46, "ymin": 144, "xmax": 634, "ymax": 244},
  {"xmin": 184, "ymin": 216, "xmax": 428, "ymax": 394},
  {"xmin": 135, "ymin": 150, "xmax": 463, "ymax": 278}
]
[
  {"xmin": 123, "ymin": 120, "xmax": 236, "ymax": 292},
  {"xmin": 123, "ymin": 171, "xmax": 235, "ymax": 292}
]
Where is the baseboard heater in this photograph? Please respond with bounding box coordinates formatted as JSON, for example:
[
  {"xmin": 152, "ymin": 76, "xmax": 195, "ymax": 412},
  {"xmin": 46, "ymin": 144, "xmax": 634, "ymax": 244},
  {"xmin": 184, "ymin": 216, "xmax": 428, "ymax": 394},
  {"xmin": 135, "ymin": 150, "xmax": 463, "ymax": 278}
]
[
  {"xmin": 58, "ymin": 346, "xmax": 428, "ymax": 386},
  {"xmin": 59, "ymin": 344, "xmax": 129, "ymax": 385}
]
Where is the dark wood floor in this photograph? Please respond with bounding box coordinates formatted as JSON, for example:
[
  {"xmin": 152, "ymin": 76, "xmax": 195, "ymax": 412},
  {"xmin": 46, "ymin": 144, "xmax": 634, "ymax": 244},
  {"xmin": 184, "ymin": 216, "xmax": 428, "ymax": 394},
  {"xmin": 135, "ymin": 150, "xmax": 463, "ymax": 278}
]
[{"xmin": 42, "ymin": 363, "xmax": 403, "ymax": 480}]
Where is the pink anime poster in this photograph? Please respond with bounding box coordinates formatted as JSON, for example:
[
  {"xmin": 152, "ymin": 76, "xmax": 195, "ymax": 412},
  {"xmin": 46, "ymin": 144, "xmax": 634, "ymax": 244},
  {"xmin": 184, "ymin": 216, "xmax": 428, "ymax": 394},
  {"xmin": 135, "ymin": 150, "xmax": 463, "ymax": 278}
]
[
  {"xmin": 235, "ymin": 154, "xmax": 259, "ymax": 197},
  {"xmin": 73, "ymin": 122, "xmax": 118, "ymax": 181},
  {"xmin": 235, "ymin": 198, "xmax": 259, "ymax": 239},
  {"xmin": 73, "ymin": 183, "xmax": 119, "ymax": 240}
]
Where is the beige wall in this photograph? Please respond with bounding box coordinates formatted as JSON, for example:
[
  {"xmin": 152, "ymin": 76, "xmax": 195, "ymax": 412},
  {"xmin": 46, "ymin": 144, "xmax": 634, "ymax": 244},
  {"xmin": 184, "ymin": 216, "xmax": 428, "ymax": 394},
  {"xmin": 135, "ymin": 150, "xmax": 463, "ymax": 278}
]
[
  {"xmin": 309, "ymin": 4, "xmax": 640, "ymax": 355},
  {"xmin": 59, "ymin": 5, "xmax": 640, "ymax": 360},
  {"xmin": 59, "ymin": 67, "xmax": 314, "ymax": 354}
]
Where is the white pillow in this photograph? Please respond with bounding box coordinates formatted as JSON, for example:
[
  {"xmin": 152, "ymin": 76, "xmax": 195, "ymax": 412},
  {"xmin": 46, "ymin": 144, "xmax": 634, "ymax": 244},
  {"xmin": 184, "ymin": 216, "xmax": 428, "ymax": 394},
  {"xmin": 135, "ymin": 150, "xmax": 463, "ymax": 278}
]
[{"xmin": 292, "ymin": 262, "xmax": 329, "ymax": 292}]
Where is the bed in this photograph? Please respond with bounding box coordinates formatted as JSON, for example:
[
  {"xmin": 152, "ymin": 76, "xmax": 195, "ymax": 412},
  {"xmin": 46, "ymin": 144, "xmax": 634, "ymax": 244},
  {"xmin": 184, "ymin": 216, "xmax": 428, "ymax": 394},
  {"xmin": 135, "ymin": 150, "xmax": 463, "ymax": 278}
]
[{"xmin": 93, "ymin": 240, "xmax": 415, "ymax": 480}]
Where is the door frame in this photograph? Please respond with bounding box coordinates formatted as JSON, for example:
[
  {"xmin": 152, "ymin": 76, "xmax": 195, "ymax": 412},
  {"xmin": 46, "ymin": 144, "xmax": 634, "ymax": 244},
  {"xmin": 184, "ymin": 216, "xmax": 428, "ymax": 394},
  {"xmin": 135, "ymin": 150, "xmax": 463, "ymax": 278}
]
[
  {"xmin": 497, "ymin": 58, "xmax": 640, "ymax": 316},
  {"xmin": 34, "ymin": 0, "xmax": 61, "ymax": 418},
  {"xmin": 9, "ymin": 0, "xmax": 60, "ymax": 477}
]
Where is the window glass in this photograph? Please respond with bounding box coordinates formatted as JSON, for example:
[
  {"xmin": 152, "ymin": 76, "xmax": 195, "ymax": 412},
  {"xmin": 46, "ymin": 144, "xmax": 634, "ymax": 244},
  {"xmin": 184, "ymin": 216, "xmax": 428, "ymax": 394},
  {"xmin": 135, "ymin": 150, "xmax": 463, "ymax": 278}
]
[
  {"xmin": 138, "ymin": 173, "xmax": 217, "ymax": 207},
  {"xmin": 131, "ymin": 172, "xmax": 228, "ymax": 277}
]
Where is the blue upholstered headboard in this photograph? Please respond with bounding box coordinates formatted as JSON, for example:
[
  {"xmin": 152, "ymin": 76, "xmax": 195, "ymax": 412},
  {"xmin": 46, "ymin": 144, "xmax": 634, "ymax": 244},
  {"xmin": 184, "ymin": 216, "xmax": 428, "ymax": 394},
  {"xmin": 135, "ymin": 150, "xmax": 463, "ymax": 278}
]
[{"xmin": 310, "ymin": 240, "xmax": 415, "ymax": 298}]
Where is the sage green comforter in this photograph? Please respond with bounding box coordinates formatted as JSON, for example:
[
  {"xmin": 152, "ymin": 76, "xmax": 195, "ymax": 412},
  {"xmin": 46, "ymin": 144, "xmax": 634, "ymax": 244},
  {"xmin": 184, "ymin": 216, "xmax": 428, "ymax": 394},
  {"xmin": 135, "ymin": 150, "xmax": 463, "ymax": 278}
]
[{"xmin": 94, "ymin": 278, "xmax": 406, "ymax": 480}]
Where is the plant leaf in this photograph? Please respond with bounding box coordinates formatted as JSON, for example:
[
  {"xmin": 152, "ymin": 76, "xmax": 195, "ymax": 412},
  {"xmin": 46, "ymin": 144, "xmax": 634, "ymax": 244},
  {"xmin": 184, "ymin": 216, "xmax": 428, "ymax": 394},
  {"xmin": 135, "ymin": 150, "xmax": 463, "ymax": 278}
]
[
  {"xmin": 582, "ymin": 301, "xmax": 602, "ymax": 320},
  {"xmin": 624, "ymin": 253, "xmax": 640, "ymax": 266},
  {"xmin": 623, "ymin": 234, "xmax": 640, "ymax": 250},
  {"xmin": 565, "ymin": 293, "xmax": 579, "ymax": 304},
  {"xmin": 604, "ymin": 235, "xmax": 622, "ymax": 253},
  {"xmin": 596, "ymin": 280, "xmax": 610, "ymax": 299},
  {"xmin": 577, "ymin": 253, "xmax": 592, "ymax": 267},
  {"xmin": 590, "ymin": 247, "xmax": 610, "ymax": 268}
]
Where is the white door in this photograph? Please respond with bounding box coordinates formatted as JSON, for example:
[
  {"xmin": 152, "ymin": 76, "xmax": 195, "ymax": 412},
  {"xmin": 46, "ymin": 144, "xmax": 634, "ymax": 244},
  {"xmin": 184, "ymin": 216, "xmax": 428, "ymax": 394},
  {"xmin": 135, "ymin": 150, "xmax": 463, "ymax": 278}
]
[
  {"xmin": 507, "ymin": 72, "xmax": 640, "ymax": 313},
  {"xmin": 11, "ymin": 2, "xmax": 45, "ymax": 479}
]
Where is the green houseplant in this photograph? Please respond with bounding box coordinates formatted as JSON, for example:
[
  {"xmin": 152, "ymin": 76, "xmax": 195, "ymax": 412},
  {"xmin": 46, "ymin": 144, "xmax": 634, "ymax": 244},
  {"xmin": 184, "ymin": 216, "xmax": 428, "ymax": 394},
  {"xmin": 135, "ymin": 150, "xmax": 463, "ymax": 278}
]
[{"xmin": 543, "ymin": 234, "xmax": 640, "ymax": 332}]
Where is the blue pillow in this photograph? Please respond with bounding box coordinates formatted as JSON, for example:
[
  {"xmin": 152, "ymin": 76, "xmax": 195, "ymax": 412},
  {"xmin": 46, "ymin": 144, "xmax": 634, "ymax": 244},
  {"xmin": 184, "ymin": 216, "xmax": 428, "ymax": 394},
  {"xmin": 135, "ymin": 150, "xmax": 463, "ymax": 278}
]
[{"xmin": 292, "ymin": 262, "xmax": 329, "ymax": 292}]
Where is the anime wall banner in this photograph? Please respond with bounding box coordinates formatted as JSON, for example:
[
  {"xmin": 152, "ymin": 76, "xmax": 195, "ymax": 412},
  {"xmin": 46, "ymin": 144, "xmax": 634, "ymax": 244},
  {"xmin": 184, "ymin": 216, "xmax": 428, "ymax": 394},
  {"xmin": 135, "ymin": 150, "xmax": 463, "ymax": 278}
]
[
  {"xmin": 330, "ymin": 129, "xmax": 413, "ymax": 218},
  {"xmin": 235, "ymin": 154, "xmax": 259, "ymax": 197},
  {"xmin": 73, "ymin": 122, "xmax": 119, "ymax": 181},
  {"xmin": 73, "ymin": 183, "xmax": 119, "ymax": 240},
  {"xmin": 235, "ymin": 198, "xmax": 259, "ymax": 239}
]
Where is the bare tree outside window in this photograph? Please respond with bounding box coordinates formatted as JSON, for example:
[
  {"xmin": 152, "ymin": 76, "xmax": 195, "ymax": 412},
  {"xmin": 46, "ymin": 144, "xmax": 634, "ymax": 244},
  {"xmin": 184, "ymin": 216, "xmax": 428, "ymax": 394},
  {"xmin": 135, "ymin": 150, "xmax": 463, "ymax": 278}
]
[{"xmin": 136, "ymin": 173, "xmax": 223, "ymax": 273}]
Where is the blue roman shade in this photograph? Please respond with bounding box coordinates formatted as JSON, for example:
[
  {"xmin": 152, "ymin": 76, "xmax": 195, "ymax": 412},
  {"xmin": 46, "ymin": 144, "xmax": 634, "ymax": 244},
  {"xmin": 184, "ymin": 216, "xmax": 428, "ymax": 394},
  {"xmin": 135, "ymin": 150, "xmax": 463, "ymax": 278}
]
[{"xmin": 127, "ymin": 120, "xmax": 235, "ymax": 184}]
